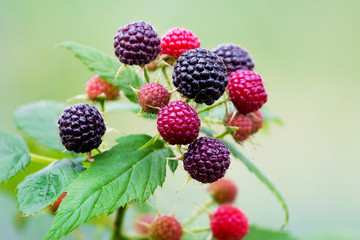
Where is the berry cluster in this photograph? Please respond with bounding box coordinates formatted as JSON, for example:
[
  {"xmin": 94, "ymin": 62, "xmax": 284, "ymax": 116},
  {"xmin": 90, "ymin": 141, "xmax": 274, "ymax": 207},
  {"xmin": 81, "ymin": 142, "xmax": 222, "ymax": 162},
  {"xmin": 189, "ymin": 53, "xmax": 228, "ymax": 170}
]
[{"xmin": 54, "ymin": 20, "xmax": 272, "ymax": 240}]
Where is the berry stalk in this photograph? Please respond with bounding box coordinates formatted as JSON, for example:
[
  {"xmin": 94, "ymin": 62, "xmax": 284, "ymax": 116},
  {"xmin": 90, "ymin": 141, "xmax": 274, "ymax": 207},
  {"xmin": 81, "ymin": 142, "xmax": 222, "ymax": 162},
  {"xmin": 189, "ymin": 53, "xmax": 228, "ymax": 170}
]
[
  {"xmin": 30, "ymin": 153, "xmax": 57, "ymax": 165},
  {"xmin": 111, "ymin": 206, "xmax": 127, "ymax": 240}
]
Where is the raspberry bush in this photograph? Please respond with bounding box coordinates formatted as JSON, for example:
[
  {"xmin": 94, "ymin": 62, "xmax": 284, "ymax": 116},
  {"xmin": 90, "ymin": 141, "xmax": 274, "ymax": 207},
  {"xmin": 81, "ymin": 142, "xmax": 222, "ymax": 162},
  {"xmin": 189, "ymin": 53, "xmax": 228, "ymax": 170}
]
[{"xmin": 1, "ymin": 21, "xmax": 289, "ymax": 240}]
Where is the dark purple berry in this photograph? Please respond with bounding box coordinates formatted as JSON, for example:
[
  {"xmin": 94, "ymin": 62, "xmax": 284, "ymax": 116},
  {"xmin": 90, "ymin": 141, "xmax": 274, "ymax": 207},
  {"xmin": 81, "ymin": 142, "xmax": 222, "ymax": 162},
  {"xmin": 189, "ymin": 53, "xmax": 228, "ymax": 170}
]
[
  {"xmin": 183, "ymin": 137, "xmax": 231, "ymax": 183},
  {"xmin": 212, "ymin": 44, "xmax": 254, "ymax": 75},
  {"xmin": 172, "ymin": 48, "xmax": 227, "ymax": 105},
  {"xmin": 114, "ymin": 21, "xmax": 161, "ymax": 65},
  {"xmin": 58, "ymin": 104, "xmax": 106, "ymax": 153}
]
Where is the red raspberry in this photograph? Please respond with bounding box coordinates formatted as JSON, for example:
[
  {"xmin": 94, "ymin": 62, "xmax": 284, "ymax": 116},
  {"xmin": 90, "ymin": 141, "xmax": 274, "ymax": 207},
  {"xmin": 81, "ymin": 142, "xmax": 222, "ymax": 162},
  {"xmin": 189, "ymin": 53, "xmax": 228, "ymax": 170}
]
[
  {"xmin": 157, "ymin": 101, "xmax": 200, "ymax": 145},
  {"xmin": 138, "ymin": 83, "xmax": 170, "ymax": 114},
  {"xmin": 135, "ymin": 214, "xmax": 155, "ymax": 235},
  {"xmin": 249, "ymin": 110, "xmax": 263, "ymax": 134},
  {"xmin": 226, "ymin": 112, "xmax": 253, "ymax": 142},
  {"xmin": 160, "ymin": 28, "xmax": 200, "ymax": 58},
  {"xmin": 208, "ymin": 178, "xmax": 238, "ymax": 204},
  {"xmin": 227, "ymin": 70, "xmax": 267, "ymax": 114},
  {"xmin": 210, "ymin": 205, "xmax": 249, "ymax": 240},
  {"xmin": 86, "ymin": 75, "xmax": 120, "ymax": 100},
  {"xmin": 49, "ymin": 192, "xmax": 67, "ymax": 213},
  {"xmin": 149, "ymin": 215, "xmax": 182, "ymax": 240}
]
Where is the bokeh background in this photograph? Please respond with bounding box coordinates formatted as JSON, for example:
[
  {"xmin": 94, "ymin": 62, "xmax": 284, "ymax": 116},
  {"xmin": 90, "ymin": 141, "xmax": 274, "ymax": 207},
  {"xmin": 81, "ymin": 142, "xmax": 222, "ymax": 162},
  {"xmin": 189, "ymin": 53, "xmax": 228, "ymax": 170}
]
[{"xmin": 1, "ymin": 0, "xmax": 360, "ymax": 239}]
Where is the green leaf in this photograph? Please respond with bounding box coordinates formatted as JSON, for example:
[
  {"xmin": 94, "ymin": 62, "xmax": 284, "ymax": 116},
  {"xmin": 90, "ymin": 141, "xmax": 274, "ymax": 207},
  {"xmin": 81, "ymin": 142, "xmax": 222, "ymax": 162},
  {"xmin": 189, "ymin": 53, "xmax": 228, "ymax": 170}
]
[
  {"xmin": 14, "ymin": 100, "xmax": 65, "ymax": 152},
  {"xmin": 16, "ymin": 158, "xmax": 86, "ymax": 216},
  {"xmin": 59, "ymin": 41, "xmax": 143, "ymax": 103},
  {"xmin": 168, "ymin": 160, "xmax": 179, "ymax": 174},
  {"xmin": 58, "ymin": 41, "xmax": 120, "ymax": 83},
  {"xmin": 114, "ymin": 67, "xmax": 143, "ymax": 103},
  {"xmin": 0, "ymin": 131, "xmax": 31, "ymax": 183},
  {"xmin": 45, "ymin": 134, "xmax": 173, "ymax": 240},
  {"xmin": 106, "ymin": 101, "xmax": 157, "ymax": 120},
  {"xmin": 224, "ymin": 141, "xmax": 290, "ymax": 228},
  {"xmin": 246, "ymin": 225, "xmax": 298, "ymax": 240}
]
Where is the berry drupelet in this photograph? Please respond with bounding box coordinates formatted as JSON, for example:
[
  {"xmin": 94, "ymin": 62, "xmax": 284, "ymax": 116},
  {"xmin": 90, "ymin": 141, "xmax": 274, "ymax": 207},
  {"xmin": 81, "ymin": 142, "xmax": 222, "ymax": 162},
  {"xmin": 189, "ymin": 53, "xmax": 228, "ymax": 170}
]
[
  {"xmin": 58, "ymin": 103, "xmax": 106, "ymax": 153},
  {"xmin": 227, "ymin": 69, "xmax": 267, "ymax": 114},
  {"xmin": 160, "ymin": 28, "xmax": 200, "ymax": 57},
  {"xmin": 183, "ymin": 137, "xmax": 231, "ymax": 183},
  {"xmin": 157, "ymin": 101, "xmax": 200, "ymax": 145},
  {"xmin": 138, "ymin": 83, "xmax": 170, "ymax": 114},
  {"xmin": 114, "ymin": 21, "xmax": 161, "ymax": 65},
  {"xmin": 212, "ymin": 43, "xmax": 254, "ymax": 74},
  {"xmin": 172, "ymin": 48, "xmax": 227, "ymax": 105}
]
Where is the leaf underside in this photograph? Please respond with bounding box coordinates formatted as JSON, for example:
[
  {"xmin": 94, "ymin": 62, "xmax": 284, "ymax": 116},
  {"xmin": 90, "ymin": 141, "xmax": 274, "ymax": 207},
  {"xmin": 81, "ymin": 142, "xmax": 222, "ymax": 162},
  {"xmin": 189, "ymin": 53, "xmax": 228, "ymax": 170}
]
[
  {"xmin": 0, "ymin": 131, "xmax": 31, "ymax": 183},
  {"xmin": 16, "ymin": 158, "xmax": 86, "ymax": 216},
  {"xmin": 44, "ymin": 134, "xmax": 173, "ymax": 240},
  {"xmin": 14, "ymin": 100, "xmax": 66, "ymax": 152}
]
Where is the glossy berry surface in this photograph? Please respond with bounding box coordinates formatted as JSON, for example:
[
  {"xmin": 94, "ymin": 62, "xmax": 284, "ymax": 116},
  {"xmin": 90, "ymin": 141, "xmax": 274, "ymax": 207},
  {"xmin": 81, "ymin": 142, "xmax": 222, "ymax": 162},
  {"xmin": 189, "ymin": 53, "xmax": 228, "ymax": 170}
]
[
  {"xmin": 249, "ymin": 110, "xmax": 263, "ymax": 134},
  {"xmin": 114, "ymin": 21, "xmax": 161, "ymax": 65},
  {"xmin": 138, "ymin": 83, "xmax": 170, "ymax": 114},
  {"xmin": 49, "ymin": 192, "xmax": 67, "ymax": 213},
  {"xmin": 58, "ymin": 104, "xmax": 106, "ymax": 153},
  {"xmin": 86, "ymin": 75, "xmax": 119, "ymax": 100},
  {"xmin": 157, "ymin": 101, "xmax": 200, "ymax": 145},
  {"xmin": 160, "ymin": 28, "xmax": 200, "ymax": 57},
  {"xmin": 149, "ymin": 215, "xmax": 182, "ymax": 240},
  {"xmin": 183, "ymin": 137, "xmax": 231, "ymax": 183},
  {"xmin": 228, "ymin": 70, "xmax": 267, "ymax": 114},
  {"xmin": 208, "ymin": 178, "xmax": 238, "ymax": 204},
  {"xmin": 226, "ymin": 112, "xmax": 253, "ymax": 142},
  {"xmin": 210, "ymin": 205, "xmax": 249, "ymax": 240},
  {"xmin": 172, "ymin": 48, "xmax": 227, "ymax": 105},
  {"xmin": 212, "ymin": 43, "xmax": 254, "ymax": 74}
]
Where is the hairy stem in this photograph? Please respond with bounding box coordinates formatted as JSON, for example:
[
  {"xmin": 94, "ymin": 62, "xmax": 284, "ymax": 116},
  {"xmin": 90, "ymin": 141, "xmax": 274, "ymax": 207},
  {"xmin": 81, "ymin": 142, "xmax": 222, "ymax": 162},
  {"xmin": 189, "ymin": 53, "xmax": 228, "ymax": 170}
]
[
  {"xmin": 197, "ymin": 97, "xmax": 229, "ymax": 114},
  {"xmin": 143, "ymin": 67, "xmax": 150, "ymax": 84},
  {"xmin": 111, "ymin": 206, "xmax": 127, "ymax": 240},
  {"xmin": 99, "ymin": 99, "xmax": 105, "ymax": 113},
  {"xmin": 188, "ymin": 227, "xmax": 211, "ymax": 234},
  {"xmin": 161, "ymin": 67, "xmax": 172, "ymax": 88},
  {"xmin": 30, "ymin": 153, "xmax": 57, "ymax": 164},
  {"xmin": 214, "ymin": 129, "xmax": 230, "ymax": 139},
  {"xmin": 183, "ymin": 200, "xmax": 214, "ymax": 227}
]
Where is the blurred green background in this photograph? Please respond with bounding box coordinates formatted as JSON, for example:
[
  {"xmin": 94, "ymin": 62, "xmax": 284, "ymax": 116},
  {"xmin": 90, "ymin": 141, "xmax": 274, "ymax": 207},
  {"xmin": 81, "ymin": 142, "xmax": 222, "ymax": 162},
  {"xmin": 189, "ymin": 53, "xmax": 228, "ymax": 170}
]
[{"xmin": 1, "ymin": 0, "xmax": 360, "ymax": 239}]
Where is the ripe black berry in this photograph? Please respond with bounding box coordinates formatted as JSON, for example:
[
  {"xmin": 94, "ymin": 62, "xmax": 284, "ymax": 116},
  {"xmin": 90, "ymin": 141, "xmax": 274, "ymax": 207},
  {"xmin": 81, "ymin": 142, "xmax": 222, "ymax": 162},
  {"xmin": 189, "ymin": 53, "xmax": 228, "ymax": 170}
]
[
  {"xmin": 114, "ymin": 21, "xmax": 161, "ymax": 65},
  {"xmin": 58, "ymin": 104, "xmax": 106, "ymax": 153},
  {"xmin": 183, "ymin": 137, "xmax": 231, "ymax": 183},
  {"xmin": 212, "ymin": 44, "xmax": 254, "ymax": 74},
  {"xmin": 172, "ymin": 48, "xmax": 227, "ymax": 105}
]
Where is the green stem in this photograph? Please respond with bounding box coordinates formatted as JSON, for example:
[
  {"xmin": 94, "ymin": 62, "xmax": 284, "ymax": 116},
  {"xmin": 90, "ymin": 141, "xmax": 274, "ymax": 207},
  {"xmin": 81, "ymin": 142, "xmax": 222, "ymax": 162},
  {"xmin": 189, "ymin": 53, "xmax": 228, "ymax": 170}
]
[
  {"xmin": 30, "ymin": 153, "xmax": 57, "ymax": 164},
  {"xmin": 99, "ymin": 99, "xmax": 105, "ymax": 113},
  {"xmin": 214, "ymin": 129, "xmax": 230, "ymax": 139},
  {"xmin": 183, "ymin": 200, "xmax": 214, "ymax": 227},
  {"xmin": 111, "ymin": 206, "xmax": 127, "ymax": 240},
  {"xmin": 121, "ymin": 235, "xmax": 148, "ymax": 240},
  {"xmin": 197, "ymin": 97, "xmax": 229, "ymax": 114},
  {"xmin": 188, "ymin": 227, "xmax": 211, "ymax": 234},
  {"xmin": 143, "ymin": 67, "xmax": 150, "ymax": 84},
  {"xmin": 161, "ymin": 67, "xmax": 172, "ymax": 88}
]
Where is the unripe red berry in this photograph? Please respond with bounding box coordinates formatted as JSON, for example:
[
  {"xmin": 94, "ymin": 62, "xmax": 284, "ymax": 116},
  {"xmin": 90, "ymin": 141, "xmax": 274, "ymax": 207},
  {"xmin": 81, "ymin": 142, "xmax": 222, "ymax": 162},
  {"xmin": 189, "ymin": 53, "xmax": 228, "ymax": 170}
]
[
  {"xmin": 249, "ymin": 110, "xmax": 263, "ymax": 134},
  {"xmin": 138, "ymin": 83, "xmax": 170, "ymax": 114},
  {"xmin": 227, "ymin": 70, "xmax": 267, "ymax": 114},
  {"xmin": 208, "ymin": 178, "xmax": 238, "ymax": 204},
  {"xmin": 149, "ymin": 215, "xmax": 182, "ymax": 240},
  {"xmin": 157, "ymin": 101, "xmax": 200, "ymax": 145},
  {"xmin": 226, "ymin": 112, "xmax": 253, "ymax": 142},
  {"xmin": 160, "ymin": 28, "xmax": 200, "ymax": 58},
  {"xmin": 86, "ymin": 75, "xmax": 119, "ymax": 100},
  {"xmin": 210, "ymin": 205, "xmax": 249, "ymax": 240}
]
